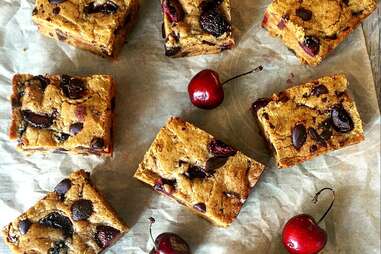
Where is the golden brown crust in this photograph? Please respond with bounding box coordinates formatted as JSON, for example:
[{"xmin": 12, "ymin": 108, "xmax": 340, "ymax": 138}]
[
  {"xmin": 32, "ymin": 0, "xmax": 139, "ymax": 57},
  {"xmin": 262, "ymin": 0, "xmax": 377, "ymax": 65},
  {"xmin": 134, "ymin": 117, "xmax": 265, "ymax": 227},
  {"xmin": 253, "ymin": 74, "xmax": 364, "ymax": 168},
  {"xmin": 1, "ymin": 170, "xmax": 128, "ymax": 254},
  {"xmin": 9, "ymin": 74, "xmax": 114, "ymax": 156}
]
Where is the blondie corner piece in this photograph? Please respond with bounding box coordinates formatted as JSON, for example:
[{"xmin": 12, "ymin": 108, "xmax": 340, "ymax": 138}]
[
  {"xmin": 32, "ymin": 0, "xmax": 139, "ymax": 57},
  {"xmin": 1, "ymin": 170, "xmax": 128, "ymax": 254},
  {"xmin": 251, "ymin": 74, "xmax": 364, "ymax": 168},
  {"xmin": 134, "ymin": 117, "xmax": 265, "ymax": 227},
  {"xmin": 9, "ymin": 74, "xmax": 114, "ymax": 156},
  {"xmin": 261, "ymin": 0, "xmax": 377, "ymax": 65},
  {"xmin": 161, "ymin": 0, "xmax": 235, "ymax": 57}
]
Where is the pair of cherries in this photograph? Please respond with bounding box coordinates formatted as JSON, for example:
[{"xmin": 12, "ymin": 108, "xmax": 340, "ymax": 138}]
[{"xmin": 147, "ymin": 188, "xmax": 334, "ymax": 254}]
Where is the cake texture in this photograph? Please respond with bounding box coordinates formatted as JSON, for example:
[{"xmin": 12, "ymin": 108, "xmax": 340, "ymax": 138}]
[
  {"xmin": 262, "ymin": 0, "xmax": 377, "ymax": 65},
  {"xmin": 9, "ymin": 74, "xmax": 114, "ymax": 156},
  {"xmin": 252, "ymin": 74, "xmax": 364, "ymax": 168},
  {"xmin": 2, "ymin": 170, "xmax": 128, "ymax": 254},
  {"xmin": 134, "ymin": 117, "xmax": 265, "ymax": 227}
]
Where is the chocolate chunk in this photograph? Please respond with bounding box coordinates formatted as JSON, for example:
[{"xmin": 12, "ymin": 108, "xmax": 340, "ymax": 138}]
[
  {"xmin": 90, "ymin": 137, "xmax": 105, "ymax": 150},
  {"xmin": 52, "ymin": 6, "xmax": 60, "ymax": 15},
  {"xmin": 205, "ymin": 156, "xmax": 229, "ymax": 172},
  {"xmin": 292, "ymin": 124, "xmax": 307, "ymax": 149},
  {"xmin": 325, "ymin": 34, "xmax": 338, "ymax": 40},
  {"xmin": 54, "ymin": 132, "xmax": 70, "ymax": 142},
  {"xmin": 311, "ymin": 84, "xmax": 328, "ymax": 97},
  {"xmin": 60, "ymin": 75, "xmax": 86, "ymax": 99},
  {"xmin": 193, "ymin": 203, "xmax": 206, "ymax": 213},
  {"xmin": 184, "ymin": 166, "xmax": 208, "ymax": 179},
  {"xmin": 56, "ymin": 29, "xmax": 67, "ymax": 41},
  {"xmin": 310, "ymin": 144, "xmax": 318, "ymax": 152},
  {"xmin": 71, "ymin": 199, "xmax": 93, "ymax": 221},
  {"xmin": 69, "ymin": 122, "xmax": 83, "ymax": 135},
  {"xmin": 161, "ymin": 0, "xmax": 184, "ymax": 22},
  {"xmin": 331, "ymin": 105, "xmax": 354, "ymax": 133},
  {"xmin": 33, "ymin": 75, "xmax": 49, "ymax": 90},
  {"xmin": 48, "ymin": 0, "xmax": 66, "ymax": 3},
  {"xmin": 54, "ymin": 178, "xmax": 72, "ymax": 199},
  {"xmin": 251, "ymin": 98, "xmax": 271, "ymax": 115},
  {"xmin": 84, "ymin": 1, "xmax": 119, "ymax": 14},
  {"xmin": 208, "ymin": 139, "xmax": 236, "ymax": 157},
  {"xmin": 19, "ymin": 219, "xmax": 32, "ymax": 235},
  {"xmin": 277, "ymin": 91, "xmax": 289, "ymax": 103},
  {"xmin": 164, "ymin": 46, "xmax": 181, "ymax": 56},
  {"xmin": 32, "ymin": 7, "xmax": 38, "ymax": 15},
  {"xmin": 154, "ymin": 178, "xmax": 177, "ymax": 194},
  {"xmin": 308, "ymin": 127, "xmax": 326, "ymax": 146},
  {"xmin": 202, "ymin": 40, "xmax": 216, "ymax": 46},
  {"xmin": 95, "ymin": 225, "xmax": 120, "ymax": 249},
  {"xmin": 48, "ymin": 240, "xmax": 67, "ymax": 254},
  {"xmin": 300, "ymin": 36, "xmax": 320, "ymax": 56},
  {"xmin": 319, "ymin": 119, "xmax": 333, "ymax": 141},
  {"xmin": 200, "ymin": 1, "xmax": 230, "ymax": 37},
  {"xmin": 22, "ymin": 110, "xmax": 54, "ymax": 129},
  {"xmin": 296, "ymin": 7, "xmax": 312, "ymax": 21},
  {"xmin": 39, "ymin": 212, "xmax": 73, "ymax": 237}
]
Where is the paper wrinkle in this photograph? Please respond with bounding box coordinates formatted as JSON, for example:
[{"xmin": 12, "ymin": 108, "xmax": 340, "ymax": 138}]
[{"xmin": 0, "ymin": 0, "xmax": 380, "ymax": 253}]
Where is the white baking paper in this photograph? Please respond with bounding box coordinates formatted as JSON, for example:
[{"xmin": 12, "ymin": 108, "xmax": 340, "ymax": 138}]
[{"xmin": 0, "ymin": 0, "xmax": 380, "ymax": 253}]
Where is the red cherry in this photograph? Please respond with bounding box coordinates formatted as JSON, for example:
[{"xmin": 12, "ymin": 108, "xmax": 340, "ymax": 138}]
[
  {"xmin": 148, "ymin": 217, "xmax": 190, "ymax": 254},
  {"xmin": 282, "ymin": 188, "xmax": 335, "ymax": 254},
  {"xmin": 187, "ymin": 66, "xmax": 263, "ymax": 109}
]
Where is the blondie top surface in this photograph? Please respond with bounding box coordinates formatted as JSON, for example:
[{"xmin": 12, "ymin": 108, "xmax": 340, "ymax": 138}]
[
  {"xmin": 32, "ymin": 0, "xmax": 138, "ymax": 55},
  {"xmin": 252, "ymin": 74, "xmax": 364, "ymax": 168},
  {"xmin": 267, "ymin": 0, "xmax": 376, "ymax": 37},
  {"xmin": 134, "ymin": 117, "xmax": 265, "ymax": 227},
  {"xmin": 9, "ymin": 74, "xmax": 114, "ymax": 156},
  {"xmin": 2, "ymin": 170, "xmax": 127, "ymax": 254},
  {"xmin": 162, "ymin": 0, "xmax": 235, "ymax": 56},
  {"xmin": 262, "ymin": 0, "xmax": 377, "ymax": 65}
]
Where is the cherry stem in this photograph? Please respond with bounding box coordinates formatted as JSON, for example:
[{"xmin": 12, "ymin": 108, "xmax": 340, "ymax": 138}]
[
  {"xmin": 221, "ymin": 65, "xmax": 263, "ymax": 86},
  {"xmin": 312, "ymin": 188, "xmax": 335, "ymax": 225},
  {"xmin": 148, "ymin": 217, "xmax": 157, "ymax": 250}
]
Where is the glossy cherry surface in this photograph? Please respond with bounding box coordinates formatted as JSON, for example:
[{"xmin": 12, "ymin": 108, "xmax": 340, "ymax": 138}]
[
  {"xmin": 282, "ymin": 188, "xmax": 335, "ymax": 254},
  {"xmin": 149, "ymin": 217, "xmax": 190, "ymax": 254},
  {"xmin": 187, "ymin": 66, "xmax": 263, "ymax": 109}
]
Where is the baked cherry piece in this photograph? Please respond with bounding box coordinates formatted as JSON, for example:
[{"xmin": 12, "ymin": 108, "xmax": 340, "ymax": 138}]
[
  {"xmin": 188, "ymin": 65, "xmax": 263, "ymax": 109},
  {"xmin": 282, "ymin": 188, "xmax": 335, "ymax": 254},
  {"xmin": 148, "ymin": 217, "xmax": 190, "ymax": 254}
]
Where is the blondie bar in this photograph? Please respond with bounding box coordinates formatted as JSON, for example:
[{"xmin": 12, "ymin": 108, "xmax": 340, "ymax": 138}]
[
  {"xmin": 161, "ymin": 0, "xmax": 235, "ymax": 57},
  {"xmin": 32, "ymin": 0, "xmax": 139, "ymax": 57},
  {"xmin": 251, "ymin": 74, "xmax": 364, "ymax": 168},
  {"xmin": 262, "ymin": 0, "xmax": 377, "ymax": 65},
  {"xmin": 9, "ymin": 74, "xmax": 114, "ymax": 156},
  {"xmin": 2, "ymin": 170, "xmax": 128, "ymax": 253},
  {"xmin": 134, "ymin": 117, "xmax": 265, "ymax": 227}
]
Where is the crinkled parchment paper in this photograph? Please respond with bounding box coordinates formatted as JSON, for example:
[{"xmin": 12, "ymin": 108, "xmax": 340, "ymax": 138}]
[{"xmin": 0, "ymin": 0, "xmax": 380, "ymax": 253}]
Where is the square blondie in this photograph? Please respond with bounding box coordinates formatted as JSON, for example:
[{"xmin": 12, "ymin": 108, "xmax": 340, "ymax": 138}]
[
  {"xmin": 251, "ymin": 74, "xmax": 364, "ymax": 168},
  {"xmin": 9, "ymin": 74, "xmax": 114, "ymax": 156},
  {"xmin": 134, "ymin": 117, "xmax": 265, "ymax": 227},
  {"xmin": 32, "ymin": 0, "xmax": 139, "ymax": 57},
  {"xmin": 2, "ymin": 170, "xmax": 128, "ymax": 254},
  {"xmin": 262, "ymin": 0, "xmax": 377, "ymax": 65},
  {"xmin": 161, "ymin": 0, "xmax": 235, "ymax": 57}
]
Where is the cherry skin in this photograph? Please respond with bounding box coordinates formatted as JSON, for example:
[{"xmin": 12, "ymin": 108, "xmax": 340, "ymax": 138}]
[
  {"xmin": 187, "ymin": 66, "xmax": 263, "ymax": 109},
  {"xmin": 148, "ymin": 217, "xmax": 190, "ymax": 254},
  {"xmin": 282, "ymin": 214, "xmax": 327, "ymax": 254},
  {"xmin": 282, "ymin": 188, "xmax": 335, "ymax": 254},
  {"xmin": 188, "ymin": 69, "xmax": 223, "ymax": 109},
  {"xmin": 150, "ymin": 233, "xmax": 190, "ymax": 254}
]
